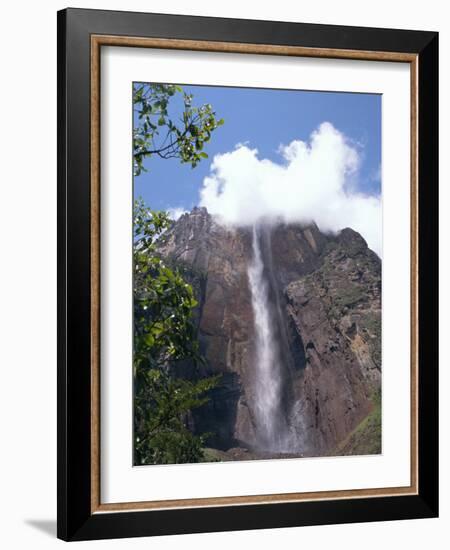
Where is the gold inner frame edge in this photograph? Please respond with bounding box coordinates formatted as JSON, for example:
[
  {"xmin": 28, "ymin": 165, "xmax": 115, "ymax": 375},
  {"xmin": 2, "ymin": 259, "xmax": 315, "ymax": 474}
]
[{"xmin": 90, "ymin": 34, "xmax": 419, "ymax": 514}]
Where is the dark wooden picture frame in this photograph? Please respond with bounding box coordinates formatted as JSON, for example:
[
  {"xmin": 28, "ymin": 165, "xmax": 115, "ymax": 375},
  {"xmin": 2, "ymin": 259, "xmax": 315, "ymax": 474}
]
[{"xmin": 57, "ymin": 8, "xmax": 438, "ymax": 541}]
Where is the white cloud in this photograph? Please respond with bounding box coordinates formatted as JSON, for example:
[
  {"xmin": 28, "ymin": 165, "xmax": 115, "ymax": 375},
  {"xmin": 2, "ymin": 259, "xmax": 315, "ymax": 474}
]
[
  {"xmin": 167, "ymin": 206, "xmax": 188, "ymax": 221},
  {"xmin": 199, "ymin": 122, "xmax": 381, "ymax": 256}
]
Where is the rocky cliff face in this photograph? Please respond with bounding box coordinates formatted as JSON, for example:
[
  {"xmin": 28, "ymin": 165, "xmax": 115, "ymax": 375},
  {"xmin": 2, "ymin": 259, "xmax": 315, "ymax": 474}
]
[{"xmin": 156, "ymin": 207, "xmax": 381, "ymax": 457}]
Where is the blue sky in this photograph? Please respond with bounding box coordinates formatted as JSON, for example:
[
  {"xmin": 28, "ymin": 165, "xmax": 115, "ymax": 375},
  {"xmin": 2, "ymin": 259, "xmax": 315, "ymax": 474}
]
[{"xmin": 134, "ymin": 84, "xmax": 381, "ymax": 217}]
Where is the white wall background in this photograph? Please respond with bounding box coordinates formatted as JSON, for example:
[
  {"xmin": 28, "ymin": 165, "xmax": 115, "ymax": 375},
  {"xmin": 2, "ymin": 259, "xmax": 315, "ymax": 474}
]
[{"xmin": 0, "ymin": 1, "xmax": 447, "ymax": 548}]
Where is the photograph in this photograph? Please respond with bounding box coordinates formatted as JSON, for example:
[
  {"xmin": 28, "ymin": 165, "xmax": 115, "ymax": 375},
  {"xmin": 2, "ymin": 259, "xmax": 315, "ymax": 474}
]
[
  {"xmin": 0, "ymin": 0, "xmax": 444, "ymax": 544},
  {"xmin": 132, "ymin": 82, "xmax": 382, "ymax": 466},
  {"xmin": 54, "ymin": 7, "xmax": 439, "ymax": 541}
]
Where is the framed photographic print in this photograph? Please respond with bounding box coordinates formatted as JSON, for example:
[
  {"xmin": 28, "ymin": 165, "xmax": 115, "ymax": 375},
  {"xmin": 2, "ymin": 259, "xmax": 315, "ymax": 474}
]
[{"xmin": 57, "ymin": 8, "xmax": 438, "ymax": 541}]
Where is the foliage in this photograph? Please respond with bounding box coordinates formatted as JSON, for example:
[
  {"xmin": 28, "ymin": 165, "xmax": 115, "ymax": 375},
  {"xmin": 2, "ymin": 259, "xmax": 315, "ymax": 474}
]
[
  {"xmin": 133, "ymin": 83, "xmax": 224, "ymax": 176},
  {"xmin": 133, "ymin": 198, "xmax": 219, "ymax": 465}
]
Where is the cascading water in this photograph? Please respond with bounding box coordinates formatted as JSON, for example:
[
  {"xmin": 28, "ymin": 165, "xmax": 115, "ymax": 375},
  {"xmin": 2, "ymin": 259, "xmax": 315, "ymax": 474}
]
[{"xmin": 248, "ymin": 224, "xmax": 293, "ymax": 452}]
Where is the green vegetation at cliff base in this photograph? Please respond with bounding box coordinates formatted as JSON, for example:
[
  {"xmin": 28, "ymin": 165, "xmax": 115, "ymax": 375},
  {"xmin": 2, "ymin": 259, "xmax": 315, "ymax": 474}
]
[{"xmin": 330, "ymin": 392, "xmax": 381, "ymax": 456}]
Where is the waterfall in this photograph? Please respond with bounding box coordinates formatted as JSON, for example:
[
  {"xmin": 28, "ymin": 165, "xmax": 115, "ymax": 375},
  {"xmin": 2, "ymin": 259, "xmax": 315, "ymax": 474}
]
[{"xmin": 248, "ymin": 224, "xmax": 291, "ymax": 452}]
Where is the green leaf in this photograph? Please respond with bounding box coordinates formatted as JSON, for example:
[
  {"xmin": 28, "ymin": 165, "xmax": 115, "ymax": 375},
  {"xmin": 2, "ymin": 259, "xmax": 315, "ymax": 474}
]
[{"xmin": 133, "ymin": 83, "xmax": 222, "ymax": 175}]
